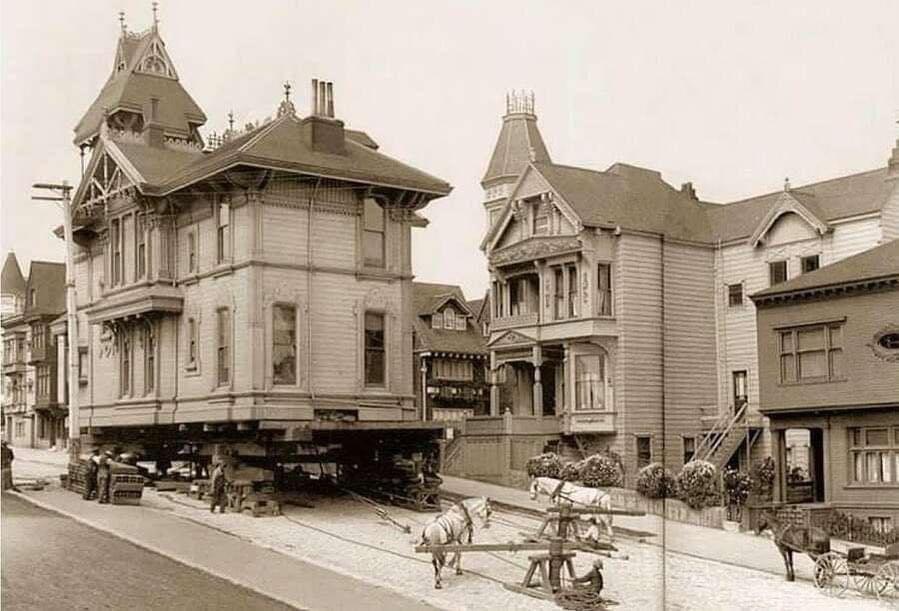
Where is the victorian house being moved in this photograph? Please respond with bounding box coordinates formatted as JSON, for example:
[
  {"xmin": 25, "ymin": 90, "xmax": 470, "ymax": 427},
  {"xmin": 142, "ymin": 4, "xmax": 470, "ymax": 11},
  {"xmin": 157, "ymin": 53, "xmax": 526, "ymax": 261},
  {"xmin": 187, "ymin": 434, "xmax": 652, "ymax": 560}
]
[
  {"xmin": 62, "ymin": 16, "xmax": 451, "ymax": 465},
  {"xmin": 446, "ymin": 92, "xmax": 899, "ymax": 485}
]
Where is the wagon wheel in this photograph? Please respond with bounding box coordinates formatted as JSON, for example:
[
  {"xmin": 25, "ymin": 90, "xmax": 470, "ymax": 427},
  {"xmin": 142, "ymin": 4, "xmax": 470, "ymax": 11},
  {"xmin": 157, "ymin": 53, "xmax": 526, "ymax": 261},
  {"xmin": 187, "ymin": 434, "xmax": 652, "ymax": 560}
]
[
  {"xmin": 813, "ymin": 552, "xmax": 850, "ymax": 597},
  {"xmin": 876, "ymin": 560, "xmax": 899, "ymax": 606},
  {"xmin": 856, "ymin": 565, "xmax": 888, "ymax": 598}
]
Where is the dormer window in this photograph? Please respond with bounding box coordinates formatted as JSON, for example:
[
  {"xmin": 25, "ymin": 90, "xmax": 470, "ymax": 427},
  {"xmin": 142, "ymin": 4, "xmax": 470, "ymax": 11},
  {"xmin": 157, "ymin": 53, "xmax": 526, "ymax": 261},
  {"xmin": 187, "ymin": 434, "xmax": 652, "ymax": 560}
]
[
  {"xmin": 431, "ymin": 314, "xmax": 442, "ymax": 330},
  {"xmin": 444, "ymin": 309, "xmax": 456, "ymax": 329}
]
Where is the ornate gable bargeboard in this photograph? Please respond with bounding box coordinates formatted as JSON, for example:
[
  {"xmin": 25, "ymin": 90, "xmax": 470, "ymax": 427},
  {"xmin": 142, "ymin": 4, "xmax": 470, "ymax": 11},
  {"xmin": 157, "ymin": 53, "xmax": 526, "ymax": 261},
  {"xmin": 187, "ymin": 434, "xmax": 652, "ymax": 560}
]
[{"xmin": 490, "ymin": 236, "xmax": 582, "ymax": 266}]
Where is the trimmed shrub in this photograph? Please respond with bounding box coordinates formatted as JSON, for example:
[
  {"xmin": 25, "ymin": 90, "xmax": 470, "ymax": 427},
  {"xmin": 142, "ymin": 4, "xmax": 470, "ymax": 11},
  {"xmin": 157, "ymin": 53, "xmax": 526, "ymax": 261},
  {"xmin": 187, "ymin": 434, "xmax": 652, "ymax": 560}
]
[
  {"xmin": 825, "ymin": 510, "xmax": 899, "ymax": 546},
  {"xmin": 559, "ymin": 461, "xmax": 583, "ymax": 482},
  {"xmin": 636, "ymin": 462, "xmax": 675, "ymax": 499},
  {"xmin": 526, "ymin": 453, "xmax": 563, "ymax": 478},
  {"xmin": 676, "ymin": 460, "xmax": 720, "ymax": 510},
  {"xmin": 579, "ymin": 454, "xmax": 623, "ymax": 488},
  {"xmin": 722, "ymin": 467, "xmax": 753, "ymax": 521},
  {"xmin": 750, "ymin": 457, "xmax": 775, "ymax": 502}
]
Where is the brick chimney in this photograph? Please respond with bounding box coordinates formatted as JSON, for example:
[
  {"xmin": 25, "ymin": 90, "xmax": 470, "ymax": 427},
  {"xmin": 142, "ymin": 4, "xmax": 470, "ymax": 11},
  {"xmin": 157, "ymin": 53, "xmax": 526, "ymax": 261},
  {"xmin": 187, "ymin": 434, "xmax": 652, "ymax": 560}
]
[
  {"xmin": 301, "ymin": 79, "xmax": 346, "ymax": 156},
  {"xmin": 680, "ymin": 182, "xmax": 698, "ymax": 200},
  {"xmin": 144, "ymin": 97, "xmax": 165, "ymax": 148}
]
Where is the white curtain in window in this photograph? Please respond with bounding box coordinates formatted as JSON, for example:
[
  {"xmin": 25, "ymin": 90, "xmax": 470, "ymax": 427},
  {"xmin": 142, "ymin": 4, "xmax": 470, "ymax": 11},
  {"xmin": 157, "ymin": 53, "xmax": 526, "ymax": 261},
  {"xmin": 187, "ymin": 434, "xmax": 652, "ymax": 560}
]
[{"xmin": 575, "ymin": 354, "xmax": 604, "ymax": 411}]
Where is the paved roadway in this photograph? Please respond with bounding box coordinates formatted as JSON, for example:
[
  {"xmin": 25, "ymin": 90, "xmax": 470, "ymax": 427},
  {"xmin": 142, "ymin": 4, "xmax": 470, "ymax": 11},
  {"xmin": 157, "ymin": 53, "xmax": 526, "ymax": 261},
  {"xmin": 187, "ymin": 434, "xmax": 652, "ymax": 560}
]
[{"xmin": 1, "ymin": 493, "xmax": 297, "ymax": 611}]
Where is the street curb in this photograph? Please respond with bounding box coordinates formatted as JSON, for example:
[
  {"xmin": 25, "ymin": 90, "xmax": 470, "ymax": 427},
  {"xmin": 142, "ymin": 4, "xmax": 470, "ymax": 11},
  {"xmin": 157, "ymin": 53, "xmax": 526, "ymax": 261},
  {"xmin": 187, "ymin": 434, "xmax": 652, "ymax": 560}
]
[{"xmin": 8, "ymin": 491, "xmax": 308, "ymax": 611}]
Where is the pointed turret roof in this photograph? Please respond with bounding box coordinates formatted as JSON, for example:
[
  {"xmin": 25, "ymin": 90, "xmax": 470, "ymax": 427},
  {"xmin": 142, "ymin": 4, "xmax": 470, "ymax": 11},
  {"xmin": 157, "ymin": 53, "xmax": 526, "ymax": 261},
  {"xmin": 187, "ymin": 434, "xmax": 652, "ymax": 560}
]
[
  {"xmin": 1, "ymin": 252, "xmax": 26, "ymax": 297},
  {"xmin": 482, "ymin": 91, "xmax": 551, "ymax": 187},
  {"xmin": 73, "ymin": 20, "xmax": 206, "ymax": 146}
]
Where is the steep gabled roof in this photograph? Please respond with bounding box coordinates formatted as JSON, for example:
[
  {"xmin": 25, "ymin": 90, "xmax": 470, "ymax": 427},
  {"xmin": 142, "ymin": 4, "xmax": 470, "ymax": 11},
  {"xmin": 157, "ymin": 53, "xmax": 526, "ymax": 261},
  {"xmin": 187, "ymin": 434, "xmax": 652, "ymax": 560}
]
[
  {"xmin": 705, "ymin": 168, "xmax": 892, "ymax": 242},
  {"xmin": 527, "ymin": 161, "xmax": 713, "ymax": 243},
  {"xmin": 746, "ymin": 190, "xmax": 831, "ymax": 247},
  {"xmin": 1, "ymin": 252, "xmax": 26, "ymax": 297},
  {"xmin": 74, "ymin": 27, "xmax": 206, "ymax": 146},
  {"xmin": 23, "ymin": 261, "xmax": 66, "ymax": 319},
  {"xmin": 133, "ymin": 113, "xmax": 451, "ymax": 197},
  {"xmin": 412, "ymin": 282, "xmax": 487, "ymax": 355},
  {"xmin": 752, "ymin": 238, "xmax": 899, "ymax": 301},
  {"xmin": 482, "ymin": 111, "xmax": 551, "ymax": 186}
]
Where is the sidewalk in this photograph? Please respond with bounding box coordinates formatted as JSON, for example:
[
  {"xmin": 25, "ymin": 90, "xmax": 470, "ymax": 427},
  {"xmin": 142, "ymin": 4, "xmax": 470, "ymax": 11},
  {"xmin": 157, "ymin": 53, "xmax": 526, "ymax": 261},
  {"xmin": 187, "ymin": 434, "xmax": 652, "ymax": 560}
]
[
  {"xmin": 440, "ymin": 475, "xmax": 824, "ymax": 582},
  {"xmin": 10, "ymin": 487, "xmax": 436, "ymax": 611}
]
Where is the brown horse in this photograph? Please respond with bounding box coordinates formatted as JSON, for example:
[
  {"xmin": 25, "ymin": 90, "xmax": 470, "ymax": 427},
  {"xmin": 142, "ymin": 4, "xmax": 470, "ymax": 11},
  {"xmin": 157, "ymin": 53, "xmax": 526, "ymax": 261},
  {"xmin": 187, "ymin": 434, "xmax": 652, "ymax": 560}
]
[{"xmin": 756, "ymin": 510, "xmax": 830, "ymax": 581}]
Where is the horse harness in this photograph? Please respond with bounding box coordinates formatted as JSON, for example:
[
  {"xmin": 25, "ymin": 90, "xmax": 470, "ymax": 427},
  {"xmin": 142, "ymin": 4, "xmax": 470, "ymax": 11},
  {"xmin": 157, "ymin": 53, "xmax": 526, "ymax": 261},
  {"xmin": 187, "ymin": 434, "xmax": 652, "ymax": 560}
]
[{"xmin": 550, "ymin": 480, "xmax": 567, "ymax": 501}]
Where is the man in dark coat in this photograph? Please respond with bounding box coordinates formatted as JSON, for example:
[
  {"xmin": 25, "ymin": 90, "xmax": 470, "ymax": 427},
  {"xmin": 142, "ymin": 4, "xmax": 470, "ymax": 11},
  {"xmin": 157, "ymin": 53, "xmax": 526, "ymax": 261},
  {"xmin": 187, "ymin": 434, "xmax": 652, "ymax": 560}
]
[
  {"xmin": 97, "ymin": 451, "xmax": 113, "ymax": 504},
  {"xmin": 83, "ymin": 449, "xmax": 100, "ymax": 500},
  {"xmin": 571, "ymin": 558, "xmax": 604, "ymax": 595},
  {"xmin": 1, "ymin": 441, "xmax": 19, "ymax": 492},
  {"xmin": 209, "ymin": 462, "xmax": 227, "ymax": 514}
]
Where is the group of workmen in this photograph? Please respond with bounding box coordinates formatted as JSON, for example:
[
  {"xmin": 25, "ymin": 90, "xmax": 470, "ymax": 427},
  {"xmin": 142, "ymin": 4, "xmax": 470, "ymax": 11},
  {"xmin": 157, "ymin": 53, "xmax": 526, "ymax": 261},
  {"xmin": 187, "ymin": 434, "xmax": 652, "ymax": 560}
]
[{"xmin": 81, "ymin": 448, "xmax": 116, "ymax": 503}]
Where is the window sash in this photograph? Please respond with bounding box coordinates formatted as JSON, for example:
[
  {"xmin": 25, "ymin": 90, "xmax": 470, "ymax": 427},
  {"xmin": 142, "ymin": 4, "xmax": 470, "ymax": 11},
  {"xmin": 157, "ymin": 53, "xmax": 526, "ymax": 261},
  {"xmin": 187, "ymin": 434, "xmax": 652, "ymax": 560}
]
[
  {"xmin": 188, "ymin": 232, "xmax": 197, "ymax": 272},
  {"xmin": 728, "ymin": 283, "xmax": 743, "ymax": 307},
  {"xmin": 801, "ymin": 255, "xmax": 820, "ymax": 274},
  {"xmin": 217, "ymin": 203, "xmax": 230, "ymax": 263},
  {"xmin": 597, "ymin": 264, "xmax": 612, "ymax": 316},
  {"xmin": 769, "ymin": 260, "xmax": 787, "ymax": 286},
  {"xmin": 145, "ymin": 330, "xmax": 155, "ymax": 393},
  {"xmin": 217, "ymin": 309, "xmax": 230, "ymax": 385},
  {"xmin": 272, "ymin": 304, "xmax": 297, "ymax": 385},
  {"xmin": 778, "ymin": 323, "xmax": 843, "ymax": 383},
  {"xmin": 554, "ymin": 267, "xmax": 565, "ymax": 319},
  {"xmin": 575, "ymin": 354, "xmax": 604, "ymax": 411},
  {"xmin": 363, "ymin": 199, "xmax": 386, "ymax": 268},
  {"xmin": 567, "ymin": 265, "xmax": 578, "ymax": 318},
  {"xmin": 364, "ymin": 312, "xmax": 386, "ymax": 386}
]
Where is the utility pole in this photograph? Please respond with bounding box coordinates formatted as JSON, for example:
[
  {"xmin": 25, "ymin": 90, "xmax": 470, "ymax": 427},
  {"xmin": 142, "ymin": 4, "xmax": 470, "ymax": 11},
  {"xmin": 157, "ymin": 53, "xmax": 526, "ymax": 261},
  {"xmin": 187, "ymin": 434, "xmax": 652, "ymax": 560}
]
[{"xmin": 32, "ymin": 182, "xmax": 79, "ymax": 462}]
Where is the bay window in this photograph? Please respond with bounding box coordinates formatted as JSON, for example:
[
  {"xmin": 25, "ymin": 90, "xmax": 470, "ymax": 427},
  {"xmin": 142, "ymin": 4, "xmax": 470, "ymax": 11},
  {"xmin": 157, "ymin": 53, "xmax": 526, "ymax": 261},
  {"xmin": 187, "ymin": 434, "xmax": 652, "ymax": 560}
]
[
  {"xmin": 575, "ymin": 353, "xmax": 605, "ymax": 411},
  {"xmin": 849, "ymin": 427, "xmax": 898, "ymax": 485}
]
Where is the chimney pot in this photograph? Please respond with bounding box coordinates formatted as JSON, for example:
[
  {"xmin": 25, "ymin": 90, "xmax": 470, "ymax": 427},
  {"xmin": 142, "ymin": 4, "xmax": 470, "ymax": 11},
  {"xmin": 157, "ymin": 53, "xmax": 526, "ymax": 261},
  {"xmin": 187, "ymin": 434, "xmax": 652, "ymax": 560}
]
[{"xmin": 311, "ymin": 79, "xmax": 319, "ymax": 115}]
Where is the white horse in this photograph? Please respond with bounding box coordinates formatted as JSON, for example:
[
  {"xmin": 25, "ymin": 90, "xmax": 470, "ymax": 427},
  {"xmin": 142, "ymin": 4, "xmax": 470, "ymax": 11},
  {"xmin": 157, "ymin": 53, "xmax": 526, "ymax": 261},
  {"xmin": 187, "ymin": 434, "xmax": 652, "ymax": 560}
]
[
  {"xmin": 529, "ymin": 476, "xmax": 614, "ymax": 541},
  {"xmin": 419, "ymin": 496, "xmax": 493, "ymax": 589}
]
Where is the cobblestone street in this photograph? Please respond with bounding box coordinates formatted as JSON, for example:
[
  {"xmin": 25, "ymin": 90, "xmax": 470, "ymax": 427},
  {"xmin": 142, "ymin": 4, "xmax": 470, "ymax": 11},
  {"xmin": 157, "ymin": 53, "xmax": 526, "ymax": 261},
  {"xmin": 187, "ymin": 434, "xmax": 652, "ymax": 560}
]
[{"xmin": 8, "ymin": 450, "xmax": 888, "ymax": 610}]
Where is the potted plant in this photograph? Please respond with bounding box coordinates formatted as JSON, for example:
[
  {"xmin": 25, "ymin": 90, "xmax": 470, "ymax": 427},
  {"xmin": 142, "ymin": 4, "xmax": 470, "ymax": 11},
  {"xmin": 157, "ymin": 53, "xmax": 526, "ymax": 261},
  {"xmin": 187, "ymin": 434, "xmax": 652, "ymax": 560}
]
[{"xmin": 722, "ymin": 467, "xmax": 752, "ymax": 532}]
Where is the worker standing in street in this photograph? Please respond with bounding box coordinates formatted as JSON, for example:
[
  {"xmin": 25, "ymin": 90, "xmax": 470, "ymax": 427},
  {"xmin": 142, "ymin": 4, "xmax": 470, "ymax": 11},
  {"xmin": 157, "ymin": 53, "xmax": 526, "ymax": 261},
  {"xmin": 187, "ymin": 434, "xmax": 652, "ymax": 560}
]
[
  {"xmin": 209, "ymin": 462, "xmax": 227, "ymax": 514},
  {"xmin": 97, "ymin": 450, "xmax": 113, "ymax": 504},
  {"xmin": 2, "ymin": 440, "xmax": 19, "ymax": 492},
  {"xmin": 82, "ymin": 448, "xmax": 99, "ymax": 500}
]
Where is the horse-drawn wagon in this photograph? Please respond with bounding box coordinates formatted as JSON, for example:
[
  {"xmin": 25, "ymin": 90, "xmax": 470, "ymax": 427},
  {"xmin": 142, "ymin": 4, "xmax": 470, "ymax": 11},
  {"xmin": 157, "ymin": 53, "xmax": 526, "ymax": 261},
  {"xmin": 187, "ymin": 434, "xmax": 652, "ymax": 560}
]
[{"xmin": 813, "ymin": 544, "xmax": 899, "ymax": 604}]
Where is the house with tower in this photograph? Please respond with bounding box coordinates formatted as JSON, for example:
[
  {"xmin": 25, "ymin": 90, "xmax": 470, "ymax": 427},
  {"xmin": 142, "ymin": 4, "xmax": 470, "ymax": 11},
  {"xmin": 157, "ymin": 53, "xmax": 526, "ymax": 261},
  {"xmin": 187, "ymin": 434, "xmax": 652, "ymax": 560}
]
[
  {"xmin": 443, "ymin": 93, "xmax": 899, "ymax": 486},
  {"xmin": 58, "ymin": 10, "xmax": 451, "ymax": 462}
]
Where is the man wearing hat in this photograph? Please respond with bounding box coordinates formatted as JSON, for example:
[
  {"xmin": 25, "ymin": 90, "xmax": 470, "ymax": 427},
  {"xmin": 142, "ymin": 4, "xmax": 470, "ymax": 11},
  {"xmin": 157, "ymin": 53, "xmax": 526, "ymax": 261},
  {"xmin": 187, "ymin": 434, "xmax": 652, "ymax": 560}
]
[
  {"xmin": 83, "ymin": 448, "xmax": 100, "ymax": 500},
  {"xmin": 97, "ymin": 450, "xmax": 114, "ymax": 504}
]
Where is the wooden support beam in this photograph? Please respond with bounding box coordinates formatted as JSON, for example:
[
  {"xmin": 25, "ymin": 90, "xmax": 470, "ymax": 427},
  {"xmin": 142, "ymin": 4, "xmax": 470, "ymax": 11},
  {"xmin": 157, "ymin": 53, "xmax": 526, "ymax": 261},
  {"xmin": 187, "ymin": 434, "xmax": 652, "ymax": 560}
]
[{"xmin": 545, "ymin": 506, "xmax": 646, "ymax": 517}]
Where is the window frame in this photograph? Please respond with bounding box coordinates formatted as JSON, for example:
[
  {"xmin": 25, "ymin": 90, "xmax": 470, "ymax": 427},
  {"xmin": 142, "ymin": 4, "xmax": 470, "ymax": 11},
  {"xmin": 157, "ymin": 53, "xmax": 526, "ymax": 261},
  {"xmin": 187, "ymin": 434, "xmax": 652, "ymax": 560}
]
[
  {"xmin": 364, "ymin": 310, "xmax": 387, "ymax": 388},
  {"xmin": 272, "ymin": 303, "xmax": 298, "ymax": 386},
  {"xmin": 732, "ymin": 370, "xmax": 748, "ymax": 410},
  {"xmin": 778, "ymin": 321, "xmax": 844, "ymax": 384},
  {"xmin": 216, "ymin": 199, "xmax": 231, "ymax": 265},
  {"xmin": 187, "ymin": 230, "xmax": 198, "ymax": 273},
  {"xmin": 848, "ymin": 426, "xmax": 898, "ymax": 487},
  {"xmin": 769, "ymin": 260, "xmax": 788, "ymax": 286},
  {"xmin": 596, "ymin": 263, "xmax": 612, "ymax": 317},
  {"xmin": 119, "ymin": 329, "xmax": 132, "ymax": 398},
  {"xmin": 683, "ymin": 436, "xmax": 696, "ymax": 465},
  {"xmin": 216, "ymin": 308, "xmax": 231, "ymax": 386},
  {"xmin": 144, "ymin": 327, "xmax": 156, "ymax": 395},
  {"xmin": 574, "ymin": 353, "xmax": 605, "ymax": 412},
  {"xmin": 78, "ymin": 347, "xmax": 88, "ymax": 384},
  {"xmin": 553, "ymin": 266, "xmax": 565, "ymax": 320},
  {"xmin": 636, "ymin": 435, "xmax": 652, "ymax": 469},
  {"xmin": 801, "ymin": 254, "xmax": 820, "ymax": 274},
  {"xmin": 567, "ymin": 264, "xmax": 578, "ymax": 318},
  {"xmin": 362, "ymin": 198, "xmax": 386, "ymax": 269},
  {"xmin": 186, "ymin": 317, "xmax": 198, "ymax": 371},
  {"xmin": 136, "ymin": 214, "xmax": 147, "ymax": 280},
  {"xmin": 727, "ymin": 283, "xmax": 744, "ymax": 308}
]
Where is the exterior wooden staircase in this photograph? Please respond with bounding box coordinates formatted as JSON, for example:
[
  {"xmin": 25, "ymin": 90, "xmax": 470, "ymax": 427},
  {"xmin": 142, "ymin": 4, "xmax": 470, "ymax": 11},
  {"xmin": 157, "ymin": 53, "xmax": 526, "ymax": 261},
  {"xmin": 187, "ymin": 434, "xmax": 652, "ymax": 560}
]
[{"xmin": 694, "ymin": 403, "xmax": 760, "ymax": 470}]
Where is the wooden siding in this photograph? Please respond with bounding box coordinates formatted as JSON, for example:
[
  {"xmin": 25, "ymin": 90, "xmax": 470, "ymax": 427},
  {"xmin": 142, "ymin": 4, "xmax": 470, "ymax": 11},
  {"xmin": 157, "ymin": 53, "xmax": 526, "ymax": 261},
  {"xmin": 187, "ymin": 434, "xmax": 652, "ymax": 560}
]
[
  {"xmin": 662, "ymin": 242, "xmax": 717, "ymax": 469},
  {"xmin": 74, "ymin": 174, "xmax": 420, "ymax": 429},
  {"xmin": 757, "ymin": 288, "xmax": 899, "ymax": 412},
  {"xmin": 616, "ymin": 233, "xmax": 663, "ymax": 474}
]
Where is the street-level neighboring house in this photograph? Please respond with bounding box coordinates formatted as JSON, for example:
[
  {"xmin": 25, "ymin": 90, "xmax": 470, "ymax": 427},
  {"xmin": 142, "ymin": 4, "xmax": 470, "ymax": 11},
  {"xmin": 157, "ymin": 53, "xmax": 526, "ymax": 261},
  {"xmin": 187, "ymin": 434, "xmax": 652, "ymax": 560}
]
[
  {"xmin": 412, "ymin": 282, "xmax": 488, "ymax": 422},
  {"xmin": 463, "ymin": 93, "xmax": 899, "ymax": 483},
  {"xmin": 1, "ymin": 257, "xmax": 66, "ymax": 448},
  {"xmin": 1, "ymin": 252, "xmax": 27, "ymax": 442},
  {"xmin": 752, "ymin": 238, "xmax": 899, "ymax": 524},
  {"xmin": 64, "ymin": 18, "xmax": 450, "ymax": 444}
]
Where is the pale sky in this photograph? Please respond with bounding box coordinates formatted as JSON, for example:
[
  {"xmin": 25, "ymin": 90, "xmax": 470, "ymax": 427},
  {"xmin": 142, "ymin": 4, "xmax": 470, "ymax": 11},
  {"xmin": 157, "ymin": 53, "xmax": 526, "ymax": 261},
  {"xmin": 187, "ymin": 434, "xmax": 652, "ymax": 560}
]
[{"xmin": 2, "ymin": 1, "xmax": 897, "ymax": 299}]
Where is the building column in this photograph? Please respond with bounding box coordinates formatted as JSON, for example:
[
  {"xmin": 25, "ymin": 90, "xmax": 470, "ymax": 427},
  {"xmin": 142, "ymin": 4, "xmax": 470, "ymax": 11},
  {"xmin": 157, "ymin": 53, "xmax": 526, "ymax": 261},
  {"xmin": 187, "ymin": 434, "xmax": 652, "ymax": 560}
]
[
  {"xmin": 532, "ymin": 345, "xmax": 543, "ymax": 417},
  {"xmin": 489, "ymin": 351, "xmax": 500, "ymax": 416},
  {"xmin": 772, "ymin": 428, "xmax": 786, "ymax": 504}
]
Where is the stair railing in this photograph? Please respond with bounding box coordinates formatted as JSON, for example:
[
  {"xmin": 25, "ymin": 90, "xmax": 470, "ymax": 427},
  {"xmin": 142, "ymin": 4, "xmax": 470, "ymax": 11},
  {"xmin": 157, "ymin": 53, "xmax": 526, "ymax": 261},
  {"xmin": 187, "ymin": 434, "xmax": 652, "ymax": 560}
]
[{"xmin": 697, "ymin": 403, "xmax": 748, "ymax": 463}]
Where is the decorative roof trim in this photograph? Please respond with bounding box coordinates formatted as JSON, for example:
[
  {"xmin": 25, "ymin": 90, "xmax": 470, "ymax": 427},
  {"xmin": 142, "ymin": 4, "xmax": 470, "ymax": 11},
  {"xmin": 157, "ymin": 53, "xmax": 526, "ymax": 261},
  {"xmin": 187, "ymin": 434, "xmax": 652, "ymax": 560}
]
[
  {"xmin": 748, "ymin": 191, "xmax": 830, "ymax": 248},
  {"xmin": 751, "ymin": 275, "xmax": 899, "ymax": 307},
  {"xmin": 425, "ymin": 293, "xmax": 474, "ymax": 317},
  {"xmin": 481, "ymin": 163, "xmax": 582, "ymax": 253}
]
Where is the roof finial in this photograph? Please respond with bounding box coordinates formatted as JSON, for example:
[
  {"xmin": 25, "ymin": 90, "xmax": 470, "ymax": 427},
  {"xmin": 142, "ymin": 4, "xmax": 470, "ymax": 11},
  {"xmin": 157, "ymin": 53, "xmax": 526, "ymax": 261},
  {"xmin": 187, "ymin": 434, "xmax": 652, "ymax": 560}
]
[
  {"xmin": 784, "ymin": 177, "xmax": 791, "ymax": 192},
  {"xmin": 277, "ymin": 81, "xmax": 296, "ymax": 118},
  {"xmin": 119, "ymin": 11, "xmax": 126, "ymax": 32},
  {"xmin": 152, "ymin": 1, "xmax": 159, "ymax": 27},
  {"xmin": 228, "ymin": 111, "xmax": 234, "ymax": 132}
]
